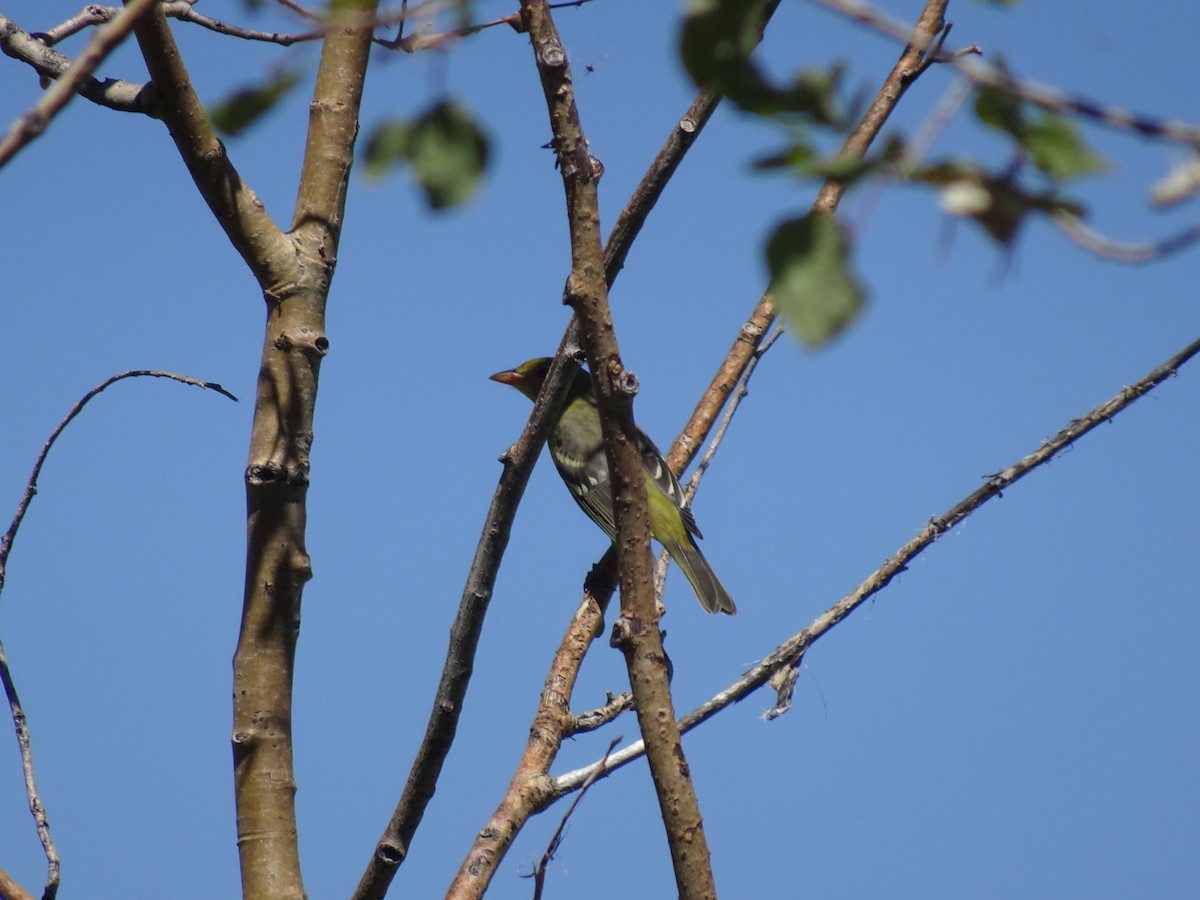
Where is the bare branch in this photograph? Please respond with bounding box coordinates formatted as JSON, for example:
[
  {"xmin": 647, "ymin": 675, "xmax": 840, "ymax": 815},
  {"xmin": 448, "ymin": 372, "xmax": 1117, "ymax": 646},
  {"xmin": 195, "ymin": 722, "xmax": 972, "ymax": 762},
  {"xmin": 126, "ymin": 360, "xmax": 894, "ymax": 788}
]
[
  {"xmin": 515, "ymin": 2, "xmax": 719, "ymax": 898},
  {"xmin": 0, "ymin": 637, "xmax": 58, "ymax": 900},
  {"xmin": 163, "ymin": 2, "xmax": 324, "ymax": 46},
  {"xmin": 0, "ymin": 862, "xmax": 37, "ymax": 900},
  {"xmin": 809, "ymin": 0, "xmax": 1200, "ymax": 148},
  {"xmin": 220, "ymin": 2, "xmax": 377, "ymax": 897},
  {"xmin": 0, "ymin": 0, "xmax": 157, "ymax": 166},
  {"xmin": 0, "ymin": 371, "xmax": 237, "ymax": 597},
  {"xmin": 526, "ymin": 738, "xmax": 619, "ymax": 900},
  {"xmin": 26, "ymin": 5, "xmax": 118, "ymax": 45},
  {"xmin": 0, "ymin": 14, "xmax": 154, "ymax": 116},
  {"xmin": 656, "ymin": 328, "xmax": 783, "ymax": 599},
  {"xmin": 0, "ymin": 369, "xmax": 235, "ymax": 900},
  {"xmin": 571, "ymin": 691, "xmax": 634, "ymax": 735},
  {"xmin": 131, "ymin": 6, "xmax": 291, "ymax": 283},
  {"xmin": 555, "ymin": 332, "xmax": 1200, "ymax": 794},
  {"xmin": 1051, "ymin": 212, "xmax": 1200, "ymax": 264}
]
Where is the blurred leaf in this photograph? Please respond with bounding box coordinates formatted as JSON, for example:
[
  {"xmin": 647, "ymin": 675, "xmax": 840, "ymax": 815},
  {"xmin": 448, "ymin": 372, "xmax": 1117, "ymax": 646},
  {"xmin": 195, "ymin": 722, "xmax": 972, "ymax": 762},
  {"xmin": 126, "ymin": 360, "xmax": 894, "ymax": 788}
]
[
  {"xmin": 363, "ymin": 120, "xmax": 414, "ymax": 178},
  {"xmin": 211, "ymin": 69, "xmax": 302, "ymax": 137},
  {"xmin": 755, "ymin": 134, "xmax": 904, "ymax": 187},
  {"xmin": 1022, "ymin": 115, "xmax": 1109, "ymax": 180},
  {"xmin": 753, "ymin": 141, "xmax": 821, "ymax": 172},
  {"xmin": 778, "ymin": 66, "xmax": 844, "ymax": 125},
  {"xmin": 974, "ymin": 88, "xmax": 1108, "ymax": 181},
  {"xmin": 680, "ymin": 0, "xmax": 771, "ymax": 92},
  {"xmin": 363, "ymin": 101, "xmax": 490, "ymax": 209},
  {"xmin": 918, "ymin": 162, "xmax": 1085, "ymax": 245},
  {"xmin": 914, "ymin": 158, "xmax": 986, "ymax": 187},
  {"xmin": 974, "ymin": 87, "xmax": 1025, "ymax": 135},
  {"xmin": 766, "ymin": 213, "xmax": 865, "ymax": 347},
  {"xmin": 681, "ymin": 0, "xmax": 842, "ymax": 122}
]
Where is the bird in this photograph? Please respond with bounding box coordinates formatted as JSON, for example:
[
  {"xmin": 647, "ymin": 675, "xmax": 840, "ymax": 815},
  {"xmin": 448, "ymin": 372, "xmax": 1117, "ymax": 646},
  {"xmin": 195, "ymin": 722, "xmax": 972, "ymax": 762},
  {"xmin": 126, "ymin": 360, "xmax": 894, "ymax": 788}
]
[{"xmin": 490, "ymin": 357, "xmax": 736, "ymax": 615}]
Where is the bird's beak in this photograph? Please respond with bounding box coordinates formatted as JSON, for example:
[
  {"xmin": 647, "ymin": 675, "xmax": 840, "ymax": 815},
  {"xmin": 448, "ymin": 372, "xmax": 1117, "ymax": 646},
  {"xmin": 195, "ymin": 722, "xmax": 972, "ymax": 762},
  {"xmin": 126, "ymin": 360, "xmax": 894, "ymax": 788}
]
[{"xmin": 490, "ymin": 369, "xmax": 522, "ymax": 385}]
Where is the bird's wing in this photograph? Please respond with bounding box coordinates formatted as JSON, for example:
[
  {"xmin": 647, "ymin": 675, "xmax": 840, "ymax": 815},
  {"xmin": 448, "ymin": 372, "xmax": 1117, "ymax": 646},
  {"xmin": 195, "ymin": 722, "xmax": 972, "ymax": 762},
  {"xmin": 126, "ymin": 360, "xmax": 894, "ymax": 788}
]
[
  {"xmin": 636, "ymin": 428, "xmax": 702, "ymax": 539},
  {"xmin": 553, "ymin": 436, "xmax": 619, "ymax": 540}
]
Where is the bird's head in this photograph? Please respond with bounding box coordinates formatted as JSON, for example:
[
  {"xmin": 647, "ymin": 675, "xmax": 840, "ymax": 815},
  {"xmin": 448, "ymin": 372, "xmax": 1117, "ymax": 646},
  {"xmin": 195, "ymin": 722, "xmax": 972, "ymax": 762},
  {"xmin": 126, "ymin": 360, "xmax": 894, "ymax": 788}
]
[{"xmin": 490, "ymin": 356, "xmax": 589, "ymax": 402}]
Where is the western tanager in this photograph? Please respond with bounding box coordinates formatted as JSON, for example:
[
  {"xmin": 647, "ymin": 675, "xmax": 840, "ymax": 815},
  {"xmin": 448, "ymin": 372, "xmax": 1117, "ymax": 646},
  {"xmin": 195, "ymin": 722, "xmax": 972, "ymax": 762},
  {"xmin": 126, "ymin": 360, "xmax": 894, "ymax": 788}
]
[{"xmin": 491, "ymin": 357, "xmax": 736, "ymax": 615}]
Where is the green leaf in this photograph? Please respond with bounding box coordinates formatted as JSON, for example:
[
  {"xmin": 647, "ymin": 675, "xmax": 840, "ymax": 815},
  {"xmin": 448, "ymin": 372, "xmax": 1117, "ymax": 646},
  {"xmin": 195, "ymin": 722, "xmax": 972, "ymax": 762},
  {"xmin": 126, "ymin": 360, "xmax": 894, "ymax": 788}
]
[
  {"xmin": 754, "ymin": 134, "xmax": 904, "ymax": 187},
  {"xmin": 681, "ymin": 0, "xmax": 842, "ymax": 122},
  {"xmin": 680, "ymin": 0, "xmax": 771, "ymax": 85},
  {"xmin": 210, "ymin": 69, "xmax": 302, "ymax": 137},
  {"xmin": 974, "ymin": 87, "xmax": 1025, "ymax": 136},
  {"xmin": 974, "ymin": 89, "xmax": 1108, "ymax": 182},
  {"xmin": 776, "ymin": 66, "xmax": 844, "ymax": 125},
  {"xmin": 1022, "ymin": 115, "xmax": 1109, "ymax": 180},
  {"xmin": 362, "ymin": 101, "xmax": 490, "ymax": 209},
  {"xmin": 766, "ymin": 213, "xmax": 865, "ymax": 347},
  {"xmin": 362, "ymin": 120, "xmax": 414, "ymax": 180}
]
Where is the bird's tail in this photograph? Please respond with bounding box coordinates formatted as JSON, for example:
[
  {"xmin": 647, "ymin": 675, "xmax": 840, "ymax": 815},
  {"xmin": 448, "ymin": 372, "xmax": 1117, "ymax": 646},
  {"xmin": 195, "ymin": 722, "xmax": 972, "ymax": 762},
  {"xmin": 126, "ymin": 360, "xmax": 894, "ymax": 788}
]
[{"xmin": 664, "ymin": 535, "xmax": 736, "ymax": 615}]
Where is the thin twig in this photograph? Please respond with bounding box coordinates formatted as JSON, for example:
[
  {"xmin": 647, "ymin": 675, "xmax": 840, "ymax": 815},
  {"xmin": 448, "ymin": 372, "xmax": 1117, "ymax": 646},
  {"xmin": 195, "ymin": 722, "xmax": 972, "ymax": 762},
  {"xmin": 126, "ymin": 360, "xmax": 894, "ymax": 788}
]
[
  {"xmin": 687, "ymin": 328, "xmax": 783, "ymax": 499},
  {"xmin": 0, "ymin": 371, "xmax": 236, "ymax": 596},
  {"xmin": 809, "ymin": 0, "xmax": 1200, "ymax": 148},
  {"xmin": 0, "ymin": 369, "xmax": 235, "ymax": 900},
  {"xmin": 1050, "ymin": 212, "xmax": 1200, "ymax": 264},
  {"xmin": 654, "ymin": 328, "xmax": 782, "ymax": 601},
  {"xmin": 0, "ymin": 637, "xmax": 58, "ymax": 900},
  {"xmin": 571, "ymin": 692, "xmax": 634, "ymax": 734},
  {"xmin": 554, "ymin": 332, "xmax": 1200, "ymax": 793},
  {"xmin": 1, "ymin": 0, "xmax": 595, "ymax": 130},
  {"xmin": 526, "ymin": 737, "xmax": 619, "ymax": 900}
]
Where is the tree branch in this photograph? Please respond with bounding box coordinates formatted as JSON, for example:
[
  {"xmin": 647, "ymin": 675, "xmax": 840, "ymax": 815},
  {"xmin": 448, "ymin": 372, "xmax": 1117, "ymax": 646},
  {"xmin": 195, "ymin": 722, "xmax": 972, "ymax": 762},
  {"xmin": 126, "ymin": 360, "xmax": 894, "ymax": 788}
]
[
  {"xmin": 0, "ymin": 14, "xmax": 155, "ymax": 115},
  {"xmin": 348, "ymin": 346, "xmax": 587, "ymax": 900},
  {"xmin": 527, "ymin": 737, "xmax": 619, "ymax": 900},
  {"xmin": 510, "ymin": 4, "xmax": 717, "ymax": 899},
  {"xmin": 0, "ymin": 636, "xmax": 57, "ymax": 900},
  {"xmin": 668, "ymin": 0, "xmax": 949, "ymax": 476},
  {"xmin": 554, "ymin": 331, "xmax": 1200, "ymax": 791},
  {"xmin": 131, "ymin": 5, "xmax": 291, "ymax": 284},
  {"xmin": 1050, "ymin": 212, "xmax": 1200, "ymax": 264},
  {"xmin": 0, "ymin": 864, "xmax": 36, "ymax": 900},
  {"xmin": 0, "ymin": 0, "xmax": 158, "ymax": 169},
  {"xmin": 808, "ymin": 0, "xmax": 1200, "ymax": 148},
  {"xmin": 220, "ymin": 1, "xmax": 377, "ymax": 897}
]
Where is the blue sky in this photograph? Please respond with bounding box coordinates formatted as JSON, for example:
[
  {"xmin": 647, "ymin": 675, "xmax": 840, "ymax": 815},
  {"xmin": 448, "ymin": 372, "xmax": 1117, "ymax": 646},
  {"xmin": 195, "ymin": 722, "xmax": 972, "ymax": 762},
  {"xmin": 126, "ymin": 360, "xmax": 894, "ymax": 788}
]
[{"xmin": 1, "ymin": 2, "xmax": 1198, "ymax": 898}]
